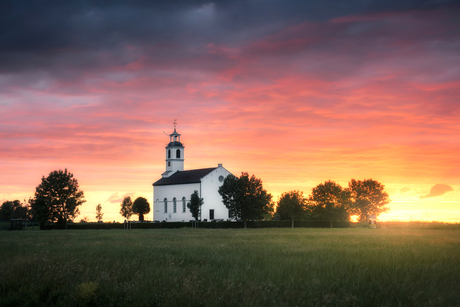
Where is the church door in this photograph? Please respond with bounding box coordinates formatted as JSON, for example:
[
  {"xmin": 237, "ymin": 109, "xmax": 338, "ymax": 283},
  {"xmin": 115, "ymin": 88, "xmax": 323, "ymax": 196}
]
[{"xmin": 209, "ymin": 209, "xmax": 214, "ymax": 220}]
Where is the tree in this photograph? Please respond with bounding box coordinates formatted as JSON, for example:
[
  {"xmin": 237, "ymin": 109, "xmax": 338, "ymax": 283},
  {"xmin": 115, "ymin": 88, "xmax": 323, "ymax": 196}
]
[
  {"xmin": 13, "ymin": 204, "xmax": 29, "ymax": 220},
  {"xmin": 308, "ymin": 180, "xmax": 350, "ymax": 228},
  {"xmin": 32, "ymin": 169, "xmax": 85, "ymax": 228},
  {"xmin": 0, "ymin": 200, "xmax": 21, "ymax": 221},
  {"xmin": 187, "ymin": 190, "xmax": 203, "ymax": 221},
  {"xmin": 276, "ymin": 190, "xmax": 306, "ymax": 228},
  {"xmin": 218, "ymin": 172, "xmax": 272, "ymax": 228},
  {"xmin": 132, "ymin": 197, "xmax": 150, "ymax": 222},
  {"xmin": 347, "ymin": 179, "xmax": 390, "ymax": 222},
  {"xmin": 120, "ymin": 196, "xmax": 133, "ymax": 221},
  {"xmin": 95, "ymin": 204, "xmax": 104, "ymax": 222}
]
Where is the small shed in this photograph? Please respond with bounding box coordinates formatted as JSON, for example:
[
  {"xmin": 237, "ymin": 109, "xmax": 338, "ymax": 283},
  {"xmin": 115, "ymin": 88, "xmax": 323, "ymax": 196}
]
[{"xmin": 368, "ymin": 215, "xmax": 377, "ymax": 228}]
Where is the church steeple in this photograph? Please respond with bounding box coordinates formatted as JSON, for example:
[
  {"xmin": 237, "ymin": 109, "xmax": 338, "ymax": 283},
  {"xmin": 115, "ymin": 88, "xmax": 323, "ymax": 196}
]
[{"xmin": 162, "ymin": 120, "xmax": 185, "ymax": 178}]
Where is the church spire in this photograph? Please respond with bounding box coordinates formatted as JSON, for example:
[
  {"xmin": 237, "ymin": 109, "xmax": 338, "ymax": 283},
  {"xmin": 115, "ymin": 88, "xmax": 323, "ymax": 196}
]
[{"xmin": 162, "ymin": 120, "xmax": 185, "ymax": 178}]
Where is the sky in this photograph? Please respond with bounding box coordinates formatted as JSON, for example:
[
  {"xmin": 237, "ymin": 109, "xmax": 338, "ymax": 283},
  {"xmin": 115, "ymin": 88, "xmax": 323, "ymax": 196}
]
[{"xmin": 1, "ymin": 0, "xmax": 459, "ymax": 222}]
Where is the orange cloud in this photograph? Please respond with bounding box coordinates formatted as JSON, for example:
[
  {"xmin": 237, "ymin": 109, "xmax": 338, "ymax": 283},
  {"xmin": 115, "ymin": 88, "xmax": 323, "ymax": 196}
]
[{"xmin": 420, "ymin": 184, "xmax": 454, "ymax": 199}]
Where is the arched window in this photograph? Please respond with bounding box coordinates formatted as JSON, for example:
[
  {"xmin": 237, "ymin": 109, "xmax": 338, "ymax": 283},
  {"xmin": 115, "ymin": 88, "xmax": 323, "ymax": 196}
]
[
  {"xmin": 164, "ymin": 198, "xmax": 168, "ymax": 213},
  {"xmin": 182, "ymin": 197, "xmax": 186, "ymax": 213},
  {"xmin": 173, "ymin": 198, "xmax": 177, "ymax": 213},
  {"xmin": 168, "ymin": 150, "xmax": 171, "ymax": 159},
  {"xmin": 176, "ymin": 149, "xmax": 181, "ymax": 158}
]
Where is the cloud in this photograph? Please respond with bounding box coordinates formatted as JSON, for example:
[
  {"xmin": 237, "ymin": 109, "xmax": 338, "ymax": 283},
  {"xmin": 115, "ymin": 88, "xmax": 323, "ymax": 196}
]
[
  {"xmin": 420, "ymin": 184, "xmax": 453, "ymax": 199},
  {"xmin": 106, "ymin": 192, "xmax": 134, "ymax": 204},
  {"xmin": 1, "ymin": 0, "xmax": 460, "ymax": 222},
  {"xmin": 400, "ymin": 187, "xmax": 411, "ymax": 193}
]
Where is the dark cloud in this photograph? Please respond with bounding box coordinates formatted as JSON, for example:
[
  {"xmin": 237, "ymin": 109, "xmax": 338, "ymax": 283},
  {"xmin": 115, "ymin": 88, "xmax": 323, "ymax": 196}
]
[
  {"xmin": 420, "ymin": 184, "xmax": 453, "ymax": 199},
  {"xmin": 1, "ymin": 0, "xmax": 459, "ymax": 72}
]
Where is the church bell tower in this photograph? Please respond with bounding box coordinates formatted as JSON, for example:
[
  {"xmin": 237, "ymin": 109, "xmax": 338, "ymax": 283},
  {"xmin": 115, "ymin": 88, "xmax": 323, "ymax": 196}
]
[{"xmin": 162, "ymin": 120, "xmax": 184, "ymax": 178}]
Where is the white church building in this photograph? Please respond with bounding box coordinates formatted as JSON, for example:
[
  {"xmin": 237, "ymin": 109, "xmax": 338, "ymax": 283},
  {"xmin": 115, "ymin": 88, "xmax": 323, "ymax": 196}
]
[{"xmin": 152, "ymin": 123, "xmax": 232, "ymax": 222}]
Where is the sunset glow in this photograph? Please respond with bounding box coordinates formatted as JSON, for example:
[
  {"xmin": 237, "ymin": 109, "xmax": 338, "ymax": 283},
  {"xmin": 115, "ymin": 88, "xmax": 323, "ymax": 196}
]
[{"xmin": 1, "ymin": 1, "xmax": 459, "ymax": 222}]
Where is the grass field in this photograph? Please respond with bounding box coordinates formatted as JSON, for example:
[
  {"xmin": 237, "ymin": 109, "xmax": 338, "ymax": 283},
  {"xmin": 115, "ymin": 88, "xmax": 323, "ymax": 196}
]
[{"xmin": 1, "ymin": 228, "xmax": 459, "ymax": 307}]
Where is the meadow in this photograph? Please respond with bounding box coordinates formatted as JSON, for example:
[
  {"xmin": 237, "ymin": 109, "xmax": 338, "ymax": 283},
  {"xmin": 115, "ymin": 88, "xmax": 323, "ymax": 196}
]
[{"xmin": 1, "ymin": 227, "xmax": 459, "ymax": 307}]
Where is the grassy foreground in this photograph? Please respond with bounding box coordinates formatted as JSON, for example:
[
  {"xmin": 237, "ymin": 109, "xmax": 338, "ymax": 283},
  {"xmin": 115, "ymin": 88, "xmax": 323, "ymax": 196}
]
[{"xmin": 1, "ymin": 228, "xmax": 459, "ymax": 307}]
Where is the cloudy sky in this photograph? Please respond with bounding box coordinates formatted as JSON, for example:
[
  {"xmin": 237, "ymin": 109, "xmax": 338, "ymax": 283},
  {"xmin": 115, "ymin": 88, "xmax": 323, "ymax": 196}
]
[{"xmin": 1, "ymin": 0, "xmax": 459, "ymax": 222}]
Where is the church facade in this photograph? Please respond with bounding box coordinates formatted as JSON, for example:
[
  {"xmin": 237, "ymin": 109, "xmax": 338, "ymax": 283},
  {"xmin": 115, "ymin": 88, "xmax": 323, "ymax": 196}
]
[{"xmin": 152, "ymin": 124, "xmax": 232, "ymax": 222}]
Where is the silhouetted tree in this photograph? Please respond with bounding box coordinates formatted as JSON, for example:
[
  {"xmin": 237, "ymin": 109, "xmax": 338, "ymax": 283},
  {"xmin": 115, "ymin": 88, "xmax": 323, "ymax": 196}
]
[
  {"xmin": 0, "ymin": 200, "xmax": 21, "ymax": 221},
  {"xmin": 132, "ymin": 197, "xmax": 150, "ymax": 222},
  {"xmin": 347, "ymin": 179, "xmax": 390, "ymax": 222},
  {"xmin": 187, "ymin": 190, "xmax": 203, "ymax": 221},
  {"xmin": 308, "ymin": 180, "xmax": 350, "ymax": 228},
  {"xmin": 276, "ymin": 190, "xmax": 306, "ymax": 228},
  {"xmin": 219, "ymin": 172, "xmax": 273, "ymax": 228},
  {"xmin": 95, "ymin": 204, "xmax": 104, "ymax": 222},
  {"xmin": 32, "ymin": 169, "xmax": 85, "ymax": 228},
  {"xmin": 120, "ymin": 196, "xmax": 133, "ymax": 221}
]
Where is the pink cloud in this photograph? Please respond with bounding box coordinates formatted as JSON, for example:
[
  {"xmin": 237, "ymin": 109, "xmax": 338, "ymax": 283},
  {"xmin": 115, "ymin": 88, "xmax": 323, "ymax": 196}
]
[
  {"xmin": 1, "ymin": 5, "xmax": 459, "ymax": 221},
  {"xmin": 107, "ymin": 193, "xmax": 135, "ymax": 204}
]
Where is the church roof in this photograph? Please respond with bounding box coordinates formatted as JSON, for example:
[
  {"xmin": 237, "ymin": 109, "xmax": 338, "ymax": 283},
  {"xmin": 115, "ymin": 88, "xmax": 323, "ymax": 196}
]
[
  {"xmin": 152, "ymin": 167, "xmax": 216, "ymax": 186},
  {"xmin": 167, "ymin": 141, "xmax": 183, "ymax": 147}
]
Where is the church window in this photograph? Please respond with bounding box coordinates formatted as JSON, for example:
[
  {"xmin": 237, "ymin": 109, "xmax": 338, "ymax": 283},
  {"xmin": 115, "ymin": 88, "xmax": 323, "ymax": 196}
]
[
  {"xmin": 173, "ymin": 198, "xmax": 177, "ymax": 213},
  {"xmin": 168, "ymin": 162, "xmax": 170, "ymax": 167},
  {"xmin": 168, "ymin": 150, "xmax": 171, "ymax": 159},
  {"xmin": 176, "ymin": 149, "xmax": 181, "ymax": 158},
  {"xmin": 182, "ymin": 197, "xmax": 186, "ymax": 213},
  {"xmin": 164, "ymin": 198, "xmax": 168, "ymax": 213}
]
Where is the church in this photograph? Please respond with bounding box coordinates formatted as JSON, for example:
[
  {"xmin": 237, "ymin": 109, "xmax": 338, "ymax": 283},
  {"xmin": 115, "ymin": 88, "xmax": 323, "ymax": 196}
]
[{"xmin": 152, "ymin": 123, "xmax": 233, "ymax": 222}]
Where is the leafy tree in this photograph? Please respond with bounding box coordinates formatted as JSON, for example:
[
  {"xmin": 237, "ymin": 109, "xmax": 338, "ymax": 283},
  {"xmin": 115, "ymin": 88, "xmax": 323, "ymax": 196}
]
[
  {"xmin": 32, "ymin": 169, "xmax": 85, "ymax": 228},
  {"xmin": 187, "ymin": 190, "xmax": 203, "ymax": 221},
  {"xmin": 95, "ymin": 204, "xmax": 104, "ymax": 222},
  {"xmin": 13, "ymin": 204, "xmax": 29, "ymax": 220},
  {"xmin": 0, "ymin": 200, "xmax": 21, "ymax": 221},
  {"xmin": 120, "ymin": 196, "xmax": 133, "ymax": 221},
  {"xmin": 308, "ymin": 180, "xmax": 350, "ymax": 228},
  {"xmin": 218, "ymin": 172, "xmax": 272, "ymax": 228},
  {"xmin": 276, "ymin": 190, "xmax": 306, "ymax": 228},
  {"xmin": 132, "ymin": 197, "xmax": 150, "ymax": 222},
  {"xmin": 347, "ymin": 179, "xmax": 390, "ymax": 222}
]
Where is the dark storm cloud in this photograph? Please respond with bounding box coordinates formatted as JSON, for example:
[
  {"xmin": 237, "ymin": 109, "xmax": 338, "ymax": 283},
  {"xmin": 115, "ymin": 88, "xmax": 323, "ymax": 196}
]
[{"xmin": 1, "ymin": 0, "xmax": 458, "ymax": 73}]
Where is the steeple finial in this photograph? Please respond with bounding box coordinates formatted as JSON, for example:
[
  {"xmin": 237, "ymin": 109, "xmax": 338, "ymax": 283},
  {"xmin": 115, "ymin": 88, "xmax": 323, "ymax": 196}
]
[{"xmin": 173, "ymin": 119, "xmax": 177, "ymax": 130}]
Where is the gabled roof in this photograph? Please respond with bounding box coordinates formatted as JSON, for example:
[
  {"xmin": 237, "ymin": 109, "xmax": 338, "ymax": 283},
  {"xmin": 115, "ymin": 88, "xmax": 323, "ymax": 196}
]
[{"xmin": 153, "ymin": 167, "xmax": 217, "ymax": 186}]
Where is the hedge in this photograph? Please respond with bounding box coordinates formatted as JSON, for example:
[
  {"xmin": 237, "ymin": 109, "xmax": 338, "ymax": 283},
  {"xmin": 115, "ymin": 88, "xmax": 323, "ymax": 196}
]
[{"xmin": 39, "ymin": 220, "xmax": 350, "ymax": 230}]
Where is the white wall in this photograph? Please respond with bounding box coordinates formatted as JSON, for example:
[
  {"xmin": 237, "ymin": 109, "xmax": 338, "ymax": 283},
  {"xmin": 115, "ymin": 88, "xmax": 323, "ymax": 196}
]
[
  {"xmin": 153, "ymin": 165, "xmax": 233, "ymax": 222},
  {"xmin": 165, "ymin": 145, "xmax": 184, "ymax": 176},
  {"xmin": 153, "ymin": 182, "xmax": 200, "ymax": 222},
  {"xmin": 200, "ymin": 165, "xmax": 232, "ymax": 221}
]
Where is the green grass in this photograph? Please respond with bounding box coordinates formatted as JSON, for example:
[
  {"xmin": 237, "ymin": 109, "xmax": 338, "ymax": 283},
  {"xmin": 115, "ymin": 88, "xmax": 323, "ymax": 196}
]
[{"xmin": 1, "ymin": 228, "xmax": 459, "ymax": 306}]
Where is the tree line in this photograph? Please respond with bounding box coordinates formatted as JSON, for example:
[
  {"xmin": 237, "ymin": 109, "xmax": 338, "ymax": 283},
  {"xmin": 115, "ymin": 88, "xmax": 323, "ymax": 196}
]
[
  {"xmin": 217, "ymin": 173, "xmax": 390, "ymax": 228},
  {"xmin": 0, "ymin": 169, "xmax": 153, "ymax": 227},
  {"xmin": 1, "ymin": 169, "xmax": 389, "ymax": 228},
  {"xmin": 275, "ymin": 179, "xmax": 390, "ymax": 228}
]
